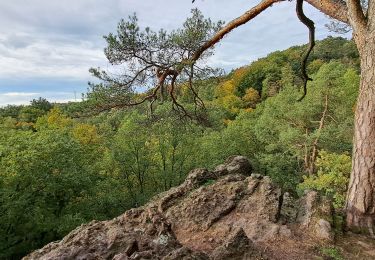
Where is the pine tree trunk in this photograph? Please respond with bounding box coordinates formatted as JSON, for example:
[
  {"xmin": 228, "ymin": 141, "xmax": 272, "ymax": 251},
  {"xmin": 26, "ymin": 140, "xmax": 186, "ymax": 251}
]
[{"xmin": 345, "ymin": 34, "xmax": 375, "ymax": 237}]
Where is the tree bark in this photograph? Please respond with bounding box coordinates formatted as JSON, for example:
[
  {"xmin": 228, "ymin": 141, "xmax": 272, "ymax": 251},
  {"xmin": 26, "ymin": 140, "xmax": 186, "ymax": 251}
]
[
  {"xmin": 345, "ymin": 32, "xmax": 375, "ymax": 237},
  {"xmin": 305, "ymin": 0, "xmax": 348, "ymax": 23},
  {"xmin": 189, "ymin": 0, "xmax": 375, "ymax": 235}
]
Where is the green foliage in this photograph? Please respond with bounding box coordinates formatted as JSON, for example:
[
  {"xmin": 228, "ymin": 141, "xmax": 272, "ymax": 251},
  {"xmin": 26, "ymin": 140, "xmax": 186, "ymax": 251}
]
[
  {"xmin": 0, "ymin": 36, "xmax": 361, "ymax": 259},
  {"xmin": 0, "ymin": 110, "xmax": 128, "ymax": 259},
  {"xmin": 1, "ymin": 130, "xmax": 96, "ymax": 258},
  {"xmin": 0, "ymin": 116, "xmax": 17, "ymax": 129},
  {"xmin": 312, "ymin": 36, "xmax": 358, "ymax": 62},
  {"xmin": 106, "ymin": 107, "xmax": 202, "ymax": 206},
  {"xmin": 30, "ymin": 97, "xmax": 53, "ymax": 112},
  {"xmin": 87, "ymin": 9, "xmax": 223, "ymax": 110},
  {"xmin": 170, "ymin": 9, "xmax": 224, "ymax": 54},
  {"xmin": 111, "ymin": 112, "xmax": 154, "ymax": 204},
  {"xmin": 320, "ymin": 246, "xmax": 344, "ymax": 260},
  {"xmin": 203, "ymin": 179, "xmax": 216, "ymax": 186},
  {"xmin": 18, "ymin": 106, "xmax": 46, "ymax": 124},
  {"xmin": 0, "ymin": 104, "xmax": 24, "ymax": 118},
  {"xmin": 333, "ymin": 214, "xmax": 345, "ymax": 235},
  {"xmin": 299, "ymin": 150, "xmax": 351, "ymax": 208},
  {"xmin": 228, "ymin": 37, "xmax": 359, "ymax": 105},
  {"xmin": 236, "ymin": 59, "xmax": 270, "ymax": 95},
  {"xmin": 0, "ymin": 98, "xmax": 53, "ymax": 126}
]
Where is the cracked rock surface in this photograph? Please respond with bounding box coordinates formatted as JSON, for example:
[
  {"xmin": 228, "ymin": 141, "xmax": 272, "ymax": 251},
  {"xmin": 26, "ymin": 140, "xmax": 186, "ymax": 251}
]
[{"xmin": 24, "ymin": 156, "xmax": 338, "ymax": 260}]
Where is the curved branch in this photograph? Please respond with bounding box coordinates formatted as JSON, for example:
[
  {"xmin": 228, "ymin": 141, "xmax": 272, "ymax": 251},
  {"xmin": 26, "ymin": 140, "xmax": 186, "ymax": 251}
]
[
  {"xmin": 190, "ymin": 0, "xmax": 352, "ymax": 65},
  {"xmin": 296, "ymin": 0, "xmax": 316, "ymax": 101},
  {"xmin": 188, "ymin": 64, "xmax": 205, "ymax": 112},
  {"xmin": 305, "ymin": 0, "xmax": 349, "ymax": 24},
  {"xmin": 86, "ymin": 71, "xmax": 170, "ymax": 116},
  {"xmin": 191, "ymin": 0, "xmax": 282, "ymax": 62},
  {"xmin": 94, "ymin": 87, "xmax": 160, "ymax": 113},
  {"xmin": 149, "ymin": 96, "xmax": 157, "ymax": 117},
  {"xmin": 169, "ymin": 73, "xmax": 191, "ymax": 119}
]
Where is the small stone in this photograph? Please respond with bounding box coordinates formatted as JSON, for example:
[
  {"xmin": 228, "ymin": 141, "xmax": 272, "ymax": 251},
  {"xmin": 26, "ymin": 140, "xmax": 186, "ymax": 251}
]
[
  {"xmin": 315, "ymin": 219, "xmax": 333, "ymax": 241},
  {"xmin": 251, "ymin": 173, "xmax": 262, "ymax": 179},
  {"xmin": 153, "ymin": 234, "xmax": 170, "ymax": 246},
  {"xmin": 268, "ymin": 224, "xmax": 280, "ymax": 237},
  {"xmin": 113, "ymin": 253, "xmax": 129, "ymax": 260},
  {"xmin": 357, "ymin": 240, "xmax": 371, "ymax": 249},
  {"xmin": 279, "ymin": 225, "xmax": 292, "ymax": 237}
]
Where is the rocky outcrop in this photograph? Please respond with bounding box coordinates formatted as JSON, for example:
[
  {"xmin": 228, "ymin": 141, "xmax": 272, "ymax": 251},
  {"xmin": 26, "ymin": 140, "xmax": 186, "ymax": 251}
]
[
  {"xmin": 210, "ymin": 228, "xmax": 259, "ymax": 260},
  {"xmin": 297, "ymin": 190, "xmax": 334, "ymax": 241},
  {"xmin": 24, "ymin": 156, "xmax": 335, "ymax": 260}
]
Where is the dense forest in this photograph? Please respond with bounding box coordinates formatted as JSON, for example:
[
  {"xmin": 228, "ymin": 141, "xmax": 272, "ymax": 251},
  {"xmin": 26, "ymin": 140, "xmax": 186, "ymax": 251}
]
[{"xmin": 0, "ymin": 36, "xmax": 360, "ymax": 259}]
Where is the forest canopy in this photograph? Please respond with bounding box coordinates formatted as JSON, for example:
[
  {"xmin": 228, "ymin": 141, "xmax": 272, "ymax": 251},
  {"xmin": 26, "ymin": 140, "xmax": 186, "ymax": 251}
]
[{"xmin": 0, "ymin": 35, "xmax": 360, "ymax": 259}]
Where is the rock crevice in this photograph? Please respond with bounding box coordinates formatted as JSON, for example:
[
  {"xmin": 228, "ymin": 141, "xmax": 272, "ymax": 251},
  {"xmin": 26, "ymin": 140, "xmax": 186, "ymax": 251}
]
[{"xmin": 24, "ymin": 156, "xmax": 335, "ymax": 260}]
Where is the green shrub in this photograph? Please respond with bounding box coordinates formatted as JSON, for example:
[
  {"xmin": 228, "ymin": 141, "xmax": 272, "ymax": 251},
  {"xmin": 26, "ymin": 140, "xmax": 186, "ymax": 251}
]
[
  {"xmin": 320, "ymin": 246, "xmax": 344, "ymax": 260},
  {"xmin": 299, "ymin": 150, "xmax": 351, "ymax": 208}
]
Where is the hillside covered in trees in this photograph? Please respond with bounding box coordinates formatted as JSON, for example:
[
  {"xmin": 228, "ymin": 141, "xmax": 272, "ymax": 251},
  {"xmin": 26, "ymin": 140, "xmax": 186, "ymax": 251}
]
[{"xmin": 0, "ymin": 36, "xmax": 363, "ymax": 258}]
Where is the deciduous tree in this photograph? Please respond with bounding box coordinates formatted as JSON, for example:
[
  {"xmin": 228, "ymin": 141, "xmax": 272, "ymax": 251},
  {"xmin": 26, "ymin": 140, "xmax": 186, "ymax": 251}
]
[
  {"xmin": 190, "ymin": 0, "xmax": 375, "ymax": 236},
  {"xmin": 91, "ymin": 0, "xmax": 375, "ymax": 235}
]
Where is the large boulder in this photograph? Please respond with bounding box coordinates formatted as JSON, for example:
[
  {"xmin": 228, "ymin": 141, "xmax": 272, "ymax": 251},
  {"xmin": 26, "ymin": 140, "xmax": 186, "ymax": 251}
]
[{"xmin": 24, "ymin": 156, "xmax": 334, "ymax": 260}]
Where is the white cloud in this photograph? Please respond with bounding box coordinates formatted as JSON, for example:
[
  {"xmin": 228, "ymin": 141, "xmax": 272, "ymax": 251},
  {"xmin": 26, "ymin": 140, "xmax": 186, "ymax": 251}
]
[
  {"xmin": 0, "ymin": 35, "xmax": 105, "ymax": 80},
  {"xmin": 0, "ymin": 92, "xmax": 39, "ymax": 106},
  {"xmin": 0, "ymin": 91, "xmax": 78, "ymax": 106},
  {"xmin": 2, "ymin": 92, "xmax": 39, "ymax": 97},
  {"xmin": 0, "ymin": 0, "xmax": 349, "ymax": 105}
]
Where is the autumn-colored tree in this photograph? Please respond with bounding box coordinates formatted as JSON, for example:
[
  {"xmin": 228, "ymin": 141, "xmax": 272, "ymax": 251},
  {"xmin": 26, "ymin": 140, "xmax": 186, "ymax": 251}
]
[
  {"xmin": 90, "ymin": 0, "xmax": 375, "ymax": 234},
  {"xmin": 188, "ymin": 0, "xmax": 375, "ymax": 235},
  {"xmin": 214, "ymin": 80, "xmax": 245, "ymax": 115},
  {"xmin": 242, "ymin": 88, "xmax": 261, "ymax": 108}
]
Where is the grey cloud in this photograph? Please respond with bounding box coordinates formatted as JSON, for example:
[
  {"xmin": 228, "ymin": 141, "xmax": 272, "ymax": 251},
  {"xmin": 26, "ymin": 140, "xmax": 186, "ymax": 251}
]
[
  {"xmin": 0, "ymin": 0, "xmax": 349, "ymax": 105},
  {"xmin": 0, "ymin": 91, "xmax": 76, "ymax": 106},
  {"xmin": 0, "ymin": 33, "xmax": 35, "ymax": 49}
]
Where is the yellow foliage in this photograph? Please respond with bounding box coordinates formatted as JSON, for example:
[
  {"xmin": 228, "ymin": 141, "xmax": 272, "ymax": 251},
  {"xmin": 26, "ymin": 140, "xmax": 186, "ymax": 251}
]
[
  {"xmin": 243, "ymin": 108, "xmax": 254, "ymax": 113},
  {"xmin": 214, "ymin": 80, "xmax": 245, "ymax": 114},
  {"xmin": 47, "ymin": 108, "xmax": 72, "ymax": 128},
  {"xmin": 179, "ymin": 82, "xmax": 190, "ymax": 96},
  {"xmin": 221, "ymin": 94, "xmax": 243, "ymax": 114},
  {"xmin": 223, "ymin": 119, "xmax": 233, "ymax": 125},
  {"xmin": 36, "ymin": 108, "xmax": 73, "ymax": 130},
  {"xmin": 15, "ymin": 121, "xmax": 34, "ymax": 130},
  {"xmin": 231, "ymin": 67, "xmax": 248, "ymax": 86},
  {"xmin": 72, "ymin": 123, "xmax": 100, "ymax": 145},
  {"xmin": 215, "ymin": 80, "xmax": 236, "ymax": 97},
  {"xmin": 242, "ymin": 88, "xmax": 260, "ymax": 108}
]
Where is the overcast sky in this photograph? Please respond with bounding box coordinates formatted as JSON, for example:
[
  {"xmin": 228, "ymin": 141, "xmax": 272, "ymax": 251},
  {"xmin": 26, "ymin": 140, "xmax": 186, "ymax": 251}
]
[{"xmin": 0, "ymin": 0, "xmax": 348, "ymax": 106}]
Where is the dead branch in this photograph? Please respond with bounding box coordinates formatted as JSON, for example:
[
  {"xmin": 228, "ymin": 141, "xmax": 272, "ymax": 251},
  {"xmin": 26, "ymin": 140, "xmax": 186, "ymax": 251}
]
[
  {"xmin": 188, "ymin": 64, "xmax": 205, "ymax": 116},
  {"xmin": 169, "ymin": 73, "xmax": 192, "ymax": 119},
  {"xmin": 308, "ymin": 93, "xmax": 329, "ymax": 174}
]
